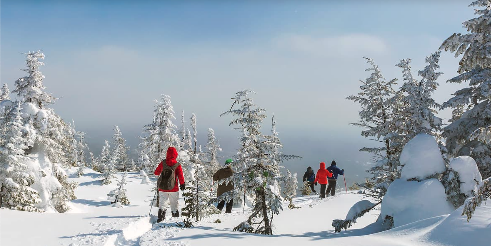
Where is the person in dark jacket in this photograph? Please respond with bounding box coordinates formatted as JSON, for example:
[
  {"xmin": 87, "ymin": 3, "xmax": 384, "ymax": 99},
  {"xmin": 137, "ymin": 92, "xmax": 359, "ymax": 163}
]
[
  {"xmin": 326, "ymin": 160, "xmax": 344, "ymax": 197},
  {"xmin": 302, "ymin": 166, "xmax": 317, "ymax": 194},
  {"xmin": 314, "ymin": 162, "xmax": 333, "ymax": 198},
  {"xmin": 213, "ymin": 159, "xmax": 234, "ymax": 213}
]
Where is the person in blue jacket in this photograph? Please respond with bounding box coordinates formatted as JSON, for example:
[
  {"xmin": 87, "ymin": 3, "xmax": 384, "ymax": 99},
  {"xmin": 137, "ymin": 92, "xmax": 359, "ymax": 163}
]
[
  {"xmin": 302, "ymin": 166, "xmax": 316, "ymax": 194},
  {"xmin": 326, "ymin": 160, "xmax": 344, "ymax": 197}
]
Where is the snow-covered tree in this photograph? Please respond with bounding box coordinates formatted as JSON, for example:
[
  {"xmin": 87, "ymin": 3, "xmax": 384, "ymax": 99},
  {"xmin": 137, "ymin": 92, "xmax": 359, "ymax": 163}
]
[
  {"xmin": 347, "ymin": 58, "xmax": 400, "ymax": 199},
  {"xmin": 190, "ymin": 113, "xmax": 198, "ymax": 154},
  {"xmin": 222, "ymin": 90, "xmax": 284, "ymax": 235},
  {"xmin": 0, "ymin": 102, "xmax": 41, "ymax": 212},
  {"xmin": 2, "ymin": 52, "xmax": 78, "ymax": 213},
  {"xmin": 182, "ymin": 160, "xmax": 219, "ymax": 222},
  {"xmin": 111, "ymin": 126, "xmax": 130, "ymax": 171},
  {"xmin": 440, "ymin": 0, "xmax": 491, "ymax": 179},
  {"xmin": 395, "ymin": 53, "xmax": 443, "ymax": 140},
  {"xmin": 108, "ymin": 172, "xmax": 130, "ymax": 206},
  {"xmin": 100, "ymin": 140, "xmax": 115, "ymax": 185},
  {"xmin": 0, "ymin": 84, "xmax": 10, "ymax": 101},
  {"xmin": 204, "ymin": 128, "xmax": 222, "ymax": 178},
  {"xmin": 12, "ymin": 51, "xmax": 55, "ymax": 109},
  {"xmin": 282, "ymin": 170, "xmax": 298, "ymax": 209},
  {"xmin": 140, "ymin": 94, "xmax": 180, "ymax": 169}
]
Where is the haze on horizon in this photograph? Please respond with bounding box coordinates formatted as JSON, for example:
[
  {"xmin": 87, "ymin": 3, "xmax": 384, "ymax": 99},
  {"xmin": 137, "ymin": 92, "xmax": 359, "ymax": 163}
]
[{"xmin": 0, "ymin": 0, "xmax": 473, "ymax": 185}]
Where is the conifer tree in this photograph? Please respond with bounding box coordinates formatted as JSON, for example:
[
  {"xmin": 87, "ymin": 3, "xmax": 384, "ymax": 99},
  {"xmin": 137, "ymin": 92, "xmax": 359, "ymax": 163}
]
[
  {"xmin": 13, "ymin": 51, "xmax": 55, "ymax": 109},
  {"xmin": 395, "ymin": 53, "xmax": 443, "ymax": 140},
  {"xmin": 440, "ymin": 0, "xmax": 491, "ymax": 178},
  {"xmin": 140, "ymin": 94, "xmax": 179, "ymax": 167},
  {"xmin": 282, "ymin": 170, "xmax": 298, "ymax": 209},
  {"xmin": 108, "ymin": 172, "xmax": 130, "ymax": 206},
  {"xmin": 0, "ymin": 102, "xmax": 41, "ymax": 211},
  {"xmin": 112, "ymin": 126, "xmax": 130, "ymax": 171},
  {"xmin": 204, "ymin": 128, "xmax": 222, "ymax": 178},
  {"xmin": 101, "ymin": 140, "xmax": 115, "ymax": 185},
  {"xmin": 347, "ymin": 58, "xmax": 400, "ymax": 198},
  {"xmin": 222, "ymin": 90, "xmax": 284, "ymax": 235},
  {"xmin": 0, "ymin": 84, "xmax": 10, "ymax": 101}
]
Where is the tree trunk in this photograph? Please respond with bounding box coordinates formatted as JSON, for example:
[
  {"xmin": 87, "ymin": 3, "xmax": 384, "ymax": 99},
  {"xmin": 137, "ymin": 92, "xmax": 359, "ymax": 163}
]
[{"xmin": 259, "ymin": 187, "xmax": 272, "ymax": 235}]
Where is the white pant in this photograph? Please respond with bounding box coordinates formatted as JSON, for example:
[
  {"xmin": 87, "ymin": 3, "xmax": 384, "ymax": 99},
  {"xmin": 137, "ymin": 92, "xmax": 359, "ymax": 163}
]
[{"xmin": 159, "ymin": 191, "xmax": 179, "ymax": 212}]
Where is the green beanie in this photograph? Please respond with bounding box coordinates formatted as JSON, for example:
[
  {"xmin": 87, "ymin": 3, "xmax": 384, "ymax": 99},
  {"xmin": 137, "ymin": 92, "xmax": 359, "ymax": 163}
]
[{"xmin": 225, "ymin": 159, "xmax": 233, "ymax": 165}]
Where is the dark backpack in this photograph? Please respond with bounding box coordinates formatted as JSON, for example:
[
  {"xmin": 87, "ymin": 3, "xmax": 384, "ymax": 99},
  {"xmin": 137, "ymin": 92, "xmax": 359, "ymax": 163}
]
[
  {"xmin": 308, "ymin": 173, "xmax": 315, "ymax": 182},
  {"xmin": 158, "ymin": 162, "xmax": 180, "ymax": 191}
]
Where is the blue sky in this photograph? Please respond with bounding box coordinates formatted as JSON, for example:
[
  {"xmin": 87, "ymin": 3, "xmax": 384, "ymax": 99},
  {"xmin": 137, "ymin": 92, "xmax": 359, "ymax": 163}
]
[{"xmin": 0, "ymin": 0, "xmax": 474, "ymax": 184}]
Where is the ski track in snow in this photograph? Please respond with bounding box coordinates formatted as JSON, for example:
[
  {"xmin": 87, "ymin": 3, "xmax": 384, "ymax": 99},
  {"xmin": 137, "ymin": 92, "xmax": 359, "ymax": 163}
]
[{"xmin": 70, "ymin": 216, "xmax": 186, "ymax": 246}]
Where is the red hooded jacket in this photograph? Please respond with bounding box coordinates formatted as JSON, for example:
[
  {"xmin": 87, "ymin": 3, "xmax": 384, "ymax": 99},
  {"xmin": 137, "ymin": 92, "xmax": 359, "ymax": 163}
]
[
  {"xmin": 154, "ymin": 147, "xmax": 185, "ymax": 192},
  {"xmin": 314, "ymin": 162, "xmax": 332, "ymax": 185}
]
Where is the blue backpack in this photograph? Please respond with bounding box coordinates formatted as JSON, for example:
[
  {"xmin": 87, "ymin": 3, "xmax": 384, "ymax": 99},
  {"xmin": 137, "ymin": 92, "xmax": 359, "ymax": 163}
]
[{"xmin": 308, "ymin": 173, "xmax": 315, "ymax": 182}]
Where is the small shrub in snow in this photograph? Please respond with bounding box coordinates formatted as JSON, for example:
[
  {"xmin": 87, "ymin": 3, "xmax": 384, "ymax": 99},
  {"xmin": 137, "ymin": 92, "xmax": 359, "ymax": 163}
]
[
  {"xmin": 108, "ymin": 173, "xmax": 130, "ymax": 206},
  {"xmin": 301, "ymin": 181, "xmax": 312, "ymax": 196}
]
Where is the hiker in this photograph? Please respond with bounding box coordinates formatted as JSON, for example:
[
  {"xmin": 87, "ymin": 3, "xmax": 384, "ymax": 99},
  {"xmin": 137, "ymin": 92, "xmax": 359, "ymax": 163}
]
[
  {"xmin": 326, "ymin": 160, "xmax": 345, "ymax": 197},
  {"xmin": 314, "ymin": 162, "xmax": 332, "ymax": 198},
  {"xmin": 154, "ymin": 146, "xmax": 185, "ymax": 222},
  {"xmin": 213, "ymin": 158, "xmax": 234, "ymax": 213},
  {"xmin": 302, "ymin": 166, "xmax": 316, "ymax": 194}
]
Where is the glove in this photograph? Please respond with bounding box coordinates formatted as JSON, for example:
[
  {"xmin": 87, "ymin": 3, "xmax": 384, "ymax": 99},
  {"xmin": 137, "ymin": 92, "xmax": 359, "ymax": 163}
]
[
  {"xmin": 314, "ymin": 182, "xmax": 318, "ymax": 186},
  {"xmin": 180, "ymin": 183, "xmax": 185, "ymax": 191},
  {"xmin": 342, "ymin": 169, "xmax": 345, "ymax": 172}
]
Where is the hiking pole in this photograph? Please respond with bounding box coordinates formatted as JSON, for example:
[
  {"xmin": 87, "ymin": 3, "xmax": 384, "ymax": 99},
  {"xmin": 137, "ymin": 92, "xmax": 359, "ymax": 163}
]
[{"xmin": 343, "ymin": 174, "xmax": 348, "ymax": 193}]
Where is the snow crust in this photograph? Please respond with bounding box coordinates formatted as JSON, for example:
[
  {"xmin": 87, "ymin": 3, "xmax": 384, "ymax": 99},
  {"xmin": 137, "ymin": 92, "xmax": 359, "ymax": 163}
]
[
  {"xmin": 449, "ymin": 156, "xmax": 482, "ymax": 196},
  {"xmin": 380, "ymin": 178, "xmax": 454, "ymax": 228},
  {"xmin": 400, "ymin": 134, "xmax": 445, "ymax": 180}
]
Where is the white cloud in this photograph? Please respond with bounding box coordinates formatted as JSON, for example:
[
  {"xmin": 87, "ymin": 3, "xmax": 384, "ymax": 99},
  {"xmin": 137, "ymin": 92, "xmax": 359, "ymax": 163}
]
[{"xmin": 274, "ymin": 33, "xmax": 390, "ymax": 57}]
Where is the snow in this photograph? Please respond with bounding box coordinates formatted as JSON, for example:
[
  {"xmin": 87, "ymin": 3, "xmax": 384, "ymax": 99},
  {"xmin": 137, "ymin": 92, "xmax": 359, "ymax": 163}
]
[
  {"xmin": 1, "ymin": 167, "xmax": 489, "ymax": 246},
  {"xmin": 400, "ymin": 134, "xmax": 445, "ymax": 180},
  {"xmin": 449, "ymin": 156, "xmax": 483, "ymax": 196},
  {"xmin": 424, "ymin": 202, "xmax": 491, "ymax": 246},
  {"xmin": 345, "ymin": 200, "xmax": 377, "ymax": 222},
  {"xmin": 380, "ymin": 178, "xmax": 454, "ymax": 228}
]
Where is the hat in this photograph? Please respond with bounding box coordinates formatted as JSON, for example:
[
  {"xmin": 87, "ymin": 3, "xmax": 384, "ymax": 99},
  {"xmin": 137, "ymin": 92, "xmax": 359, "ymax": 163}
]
[{"xmin": 225, "ymin": 159, "xmax": 233, "ymax": 165}]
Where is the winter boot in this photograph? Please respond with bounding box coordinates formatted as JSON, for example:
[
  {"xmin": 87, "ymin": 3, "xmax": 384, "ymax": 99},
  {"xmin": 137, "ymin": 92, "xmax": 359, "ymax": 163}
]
[
  {"xmin": 157, "ymin": 209, "xmax": 165, "ymax": 223},
  {"xmin": 172, "ymin": 211, "xmax": 180, "ymax": 217}
]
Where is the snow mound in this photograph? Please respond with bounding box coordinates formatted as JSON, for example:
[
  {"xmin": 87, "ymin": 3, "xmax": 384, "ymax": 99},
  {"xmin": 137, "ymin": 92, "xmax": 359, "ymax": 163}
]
[
  {"xmin": 345, "ymin": 200, "xmax": 377, "ymax": 222},
  {"xmin": 400, "ymin": 134, "xmax": 445, "ymax": 180},
  {"xmin": 449, "ymin": 156, "xmax": 482, "ymax": 196},
  {"xmin": 380, "ymin": 179, "xmax": 454, "ymax": 227},
  {"xmin": 424, "ymin": 202, "xmax": 491, "ymax": 246}
]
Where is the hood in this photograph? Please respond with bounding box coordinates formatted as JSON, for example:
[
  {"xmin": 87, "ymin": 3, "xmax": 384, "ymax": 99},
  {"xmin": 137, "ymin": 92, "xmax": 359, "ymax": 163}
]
[
  {"xmin": 165, "ymin": 147, "xmax": 178, "ymax": 165},
  {"xmin": 319, "ymin": 162, "xmax": 326, "ymax": 169}
]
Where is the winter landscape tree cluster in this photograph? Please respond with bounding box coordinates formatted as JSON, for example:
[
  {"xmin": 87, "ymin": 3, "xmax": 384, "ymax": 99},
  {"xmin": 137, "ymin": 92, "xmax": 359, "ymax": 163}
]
[{"xmin": 0, "ymin": 1, "xmax": 490, "ymax": 244}]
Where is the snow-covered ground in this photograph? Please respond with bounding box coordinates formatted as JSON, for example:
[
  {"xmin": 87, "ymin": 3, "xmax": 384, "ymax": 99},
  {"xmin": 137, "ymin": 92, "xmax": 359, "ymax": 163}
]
[{"xmin": 1, "ymin": 168, "xmax": 489, "ymax": 246}]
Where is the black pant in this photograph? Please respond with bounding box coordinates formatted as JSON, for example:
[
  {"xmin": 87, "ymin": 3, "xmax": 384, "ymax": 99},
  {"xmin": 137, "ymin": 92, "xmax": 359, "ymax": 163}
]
[
  {"xmin": 308, "ymin": 182, "xmax": 316, "ymax": 193},
  {"xmin": 217, "ymin": 199, "xmax": 233, "ymax": 213},
  {"xmin": 326, "ymin": 179, "xmax": 337, "ymax": 196},
  {"xmin": 319, "ymin": 184, "xmax": 327, "ymax": 198}
]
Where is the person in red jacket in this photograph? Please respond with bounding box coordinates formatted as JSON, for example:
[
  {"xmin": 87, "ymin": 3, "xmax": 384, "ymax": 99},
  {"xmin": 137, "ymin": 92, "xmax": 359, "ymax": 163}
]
[
  {"xmin": 314, "ymin": 162, "xmax": 333, "ymax": 199},
  {"xmin": 154, "ymin": 147, "xmax": 185, "ymax": 222}
]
